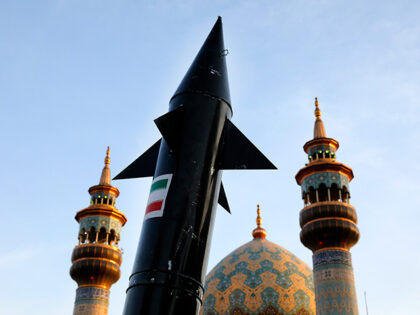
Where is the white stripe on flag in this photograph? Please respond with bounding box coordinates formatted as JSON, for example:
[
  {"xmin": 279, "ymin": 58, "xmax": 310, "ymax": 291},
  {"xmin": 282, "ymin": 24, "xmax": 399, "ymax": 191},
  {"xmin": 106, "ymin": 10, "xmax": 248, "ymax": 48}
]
[{"xmin": 144, "ymin": 174, "xmax": 173, "ymax": 220}]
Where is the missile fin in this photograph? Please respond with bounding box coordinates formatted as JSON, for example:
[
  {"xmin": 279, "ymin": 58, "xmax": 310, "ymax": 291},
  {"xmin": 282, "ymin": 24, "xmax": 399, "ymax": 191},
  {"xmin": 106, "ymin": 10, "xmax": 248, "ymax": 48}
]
[
  {"xmin": 113, "ymin": 139, "xmax": 161, "ymax": 180},
  {"xmin": 154, "ymin": 106, "xmax": 185, "ymax": 151},
  {"xmin": 218, "ymin": 182, "xmax": 231, "ymax": 213},
  {"xmin": 219, "ymin": 120, "xmax": 277, "ymax": 170}
]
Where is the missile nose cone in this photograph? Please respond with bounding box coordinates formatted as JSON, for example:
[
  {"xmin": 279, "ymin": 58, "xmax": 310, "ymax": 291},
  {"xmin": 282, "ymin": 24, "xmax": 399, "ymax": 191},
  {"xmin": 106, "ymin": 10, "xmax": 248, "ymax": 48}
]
[{"xmin": 171, "ymin": 17, "xmax": 231, "ymax": 107}]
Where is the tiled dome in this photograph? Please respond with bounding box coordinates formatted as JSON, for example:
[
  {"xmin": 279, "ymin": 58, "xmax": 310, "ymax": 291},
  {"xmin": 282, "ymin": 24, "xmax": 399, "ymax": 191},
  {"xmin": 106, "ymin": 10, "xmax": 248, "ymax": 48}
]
[{"xmin": 200, "ymin": 208, "xmax": 315, "ymax": 315}]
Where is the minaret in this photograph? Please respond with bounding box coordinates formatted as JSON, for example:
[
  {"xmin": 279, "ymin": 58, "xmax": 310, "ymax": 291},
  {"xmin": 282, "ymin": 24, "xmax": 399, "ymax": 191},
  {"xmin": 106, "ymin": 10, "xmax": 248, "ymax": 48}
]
[
  {"xmin": 70, "ymin": 147, "xmax": 127, "ymax": 315},
  {"xmin": 295, "ymin": 98, "xmax": 360, "ymax": 314}
]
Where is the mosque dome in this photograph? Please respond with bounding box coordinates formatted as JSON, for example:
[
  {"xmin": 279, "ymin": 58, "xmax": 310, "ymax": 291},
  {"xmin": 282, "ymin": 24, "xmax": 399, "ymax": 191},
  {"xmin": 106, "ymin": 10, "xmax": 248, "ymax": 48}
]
[{"xmin": 201, "ymin": 206, "xmax": 316, "ymax": 315}]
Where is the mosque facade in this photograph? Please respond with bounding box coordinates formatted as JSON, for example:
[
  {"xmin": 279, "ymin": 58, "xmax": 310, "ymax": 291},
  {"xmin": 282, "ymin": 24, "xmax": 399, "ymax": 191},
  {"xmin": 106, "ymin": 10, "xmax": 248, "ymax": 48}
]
[
  {"xmin": 69, "ymin": 101, "xmax": 360, "ymax": 315},
  {"xmin": 199, "ymin": 99, "xmax": 360, "ymax": 314}
]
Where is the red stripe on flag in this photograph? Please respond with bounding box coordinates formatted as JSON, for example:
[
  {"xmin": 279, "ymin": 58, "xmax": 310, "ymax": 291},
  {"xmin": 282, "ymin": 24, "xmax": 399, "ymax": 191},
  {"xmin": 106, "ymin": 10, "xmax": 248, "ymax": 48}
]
[{"xmin": 145, "ymin": 200, "xmax": 163, "ymax": 215}]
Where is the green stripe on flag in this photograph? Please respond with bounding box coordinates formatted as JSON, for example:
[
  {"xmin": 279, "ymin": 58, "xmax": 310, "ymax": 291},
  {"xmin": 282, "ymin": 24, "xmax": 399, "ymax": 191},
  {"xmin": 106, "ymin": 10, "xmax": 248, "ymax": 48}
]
[{"xmin": 150, "ymin": 179, "xmax": 168, "ymax": 192}]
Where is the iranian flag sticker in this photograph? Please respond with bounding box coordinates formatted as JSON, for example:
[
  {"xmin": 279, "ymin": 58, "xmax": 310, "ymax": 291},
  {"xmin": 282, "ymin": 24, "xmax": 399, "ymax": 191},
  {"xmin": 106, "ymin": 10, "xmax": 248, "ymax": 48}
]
[{"xmin": 144, "ymin": 174, "xmax": 173, "ymax": 220}]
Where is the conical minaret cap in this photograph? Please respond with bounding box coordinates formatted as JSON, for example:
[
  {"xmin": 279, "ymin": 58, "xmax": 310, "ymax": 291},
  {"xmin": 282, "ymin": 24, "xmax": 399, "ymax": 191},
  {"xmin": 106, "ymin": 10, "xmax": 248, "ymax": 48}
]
[
  {"xmin": 313, "ymin": 97, "xmax": 326, "ymax": 138},
  {"xmin": 171, "ymin": 17, "xmax": 231, "ymax": 106},
  {"xmin": 99, "ymin": 146, "xmax": 111, "ymax": 185}
]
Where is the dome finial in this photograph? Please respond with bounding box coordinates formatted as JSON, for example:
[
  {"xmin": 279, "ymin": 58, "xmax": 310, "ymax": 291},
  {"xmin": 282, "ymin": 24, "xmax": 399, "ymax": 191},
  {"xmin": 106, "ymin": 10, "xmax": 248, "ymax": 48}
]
[
  {"xmin": 252, "ymin": 204, "xmax": 267, "ymax": 239},
  {"xmin": 99, "ymin": 146, "xmax": 111, "ymax": 185},
  {"xmin": 313, "ymin": 97, "xmax": 326, "ymax": 138},
  {"xmin": 256, "ymin": 204, "xmax": 262, "ymax": 228}
]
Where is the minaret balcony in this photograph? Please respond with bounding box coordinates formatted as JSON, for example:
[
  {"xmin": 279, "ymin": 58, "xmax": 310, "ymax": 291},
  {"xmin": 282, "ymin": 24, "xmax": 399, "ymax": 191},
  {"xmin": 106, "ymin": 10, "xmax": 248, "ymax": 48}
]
[
  {"xmin": 71, "ymin": 243, "xmax": 122, "ymax": 264},
  {"xmin": 300, "ymin": 201, "xmax": 357, "ymax": 227},
  {"xmin": 296, "ymin": 160, "xmax": 354, "ymax": 185},
  {"xmin": 70, "ymin": 243, "xmax": 122, "ymax": 289},
  {"xmin": 299, "ymin": 201, "xmax": 360, "ymax": 252},
  {"xmin": 75, "ymin": 204, "xmax": 127, "ymax": 225}
]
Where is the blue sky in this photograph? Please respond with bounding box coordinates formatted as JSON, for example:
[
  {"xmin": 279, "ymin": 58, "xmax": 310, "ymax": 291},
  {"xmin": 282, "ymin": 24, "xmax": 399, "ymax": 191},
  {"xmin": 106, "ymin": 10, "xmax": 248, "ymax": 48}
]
[{"xmin": 1, "ymin": 1, "xmax": 419, "ymax": 314}]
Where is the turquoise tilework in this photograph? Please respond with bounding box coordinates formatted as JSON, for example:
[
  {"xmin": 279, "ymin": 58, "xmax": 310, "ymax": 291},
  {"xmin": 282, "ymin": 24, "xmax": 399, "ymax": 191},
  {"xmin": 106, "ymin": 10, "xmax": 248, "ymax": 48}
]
[
  {"xmin": 74, "ymin": 287, "xmax": 109, "ymax": 307},
  {"xmin": 201, "ymin": 239, "xmax": 316, "ymax": 314},
  {"xmin": 79, "ymin": 216, "xmax": 122, "ymax": 236},
  {"xmin": 301, "ymin": 172, "xmax": 349, "ymax": 193},
  {"xmin": 313, "ymin": 251, "xmax": 358, "ymax": 315}
]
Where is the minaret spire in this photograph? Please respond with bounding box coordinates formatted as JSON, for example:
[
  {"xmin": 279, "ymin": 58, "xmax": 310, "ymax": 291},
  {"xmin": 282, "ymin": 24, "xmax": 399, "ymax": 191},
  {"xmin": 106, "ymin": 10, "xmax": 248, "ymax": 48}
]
[
  {"xmin": 252, "ymin": 204, "xmax": 267, "ymax": 239},
  {"xmin": 296, "ymin": 99, "xmax": 360, "ymax": 315},
  {"xmin": 99, "ymin": 146, "xmax": 111, "ymax": 186},
  {"xmin": 70, "ymin": 149, "xmax": 127, "ymax": 315},
  {"xmin": 313, "ymin": 97, "xmax": 326, "ymax": 138}
]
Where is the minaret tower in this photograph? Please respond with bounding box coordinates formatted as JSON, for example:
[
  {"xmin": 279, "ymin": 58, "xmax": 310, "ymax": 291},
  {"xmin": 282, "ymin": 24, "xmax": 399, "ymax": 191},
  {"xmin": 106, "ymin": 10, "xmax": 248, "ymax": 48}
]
[
  {"xmin": 70, "ymin": 147, "xmax": 127, "ymax": 315},
  {"xmin": 295, "ymin": 98, "xmax": 360, "ymax": 314}
]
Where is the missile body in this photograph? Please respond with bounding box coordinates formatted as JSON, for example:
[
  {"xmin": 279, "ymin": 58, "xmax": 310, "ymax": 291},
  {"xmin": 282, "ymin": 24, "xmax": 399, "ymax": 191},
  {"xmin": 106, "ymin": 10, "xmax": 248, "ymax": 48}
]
[{"xmin": 116, "ymin": 17, "xmax": 276, "ymax": 315}]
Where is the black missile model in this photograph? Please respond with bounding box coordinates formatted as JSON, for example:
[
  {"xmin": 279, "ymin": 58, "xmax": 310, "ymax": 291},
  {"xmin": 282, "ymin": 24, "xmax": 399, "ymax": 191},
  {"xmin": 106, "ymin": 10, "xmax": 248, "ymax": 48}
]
[{"xmin": 115, "ymin": 17, "xmax": 276, "ymax": 315}]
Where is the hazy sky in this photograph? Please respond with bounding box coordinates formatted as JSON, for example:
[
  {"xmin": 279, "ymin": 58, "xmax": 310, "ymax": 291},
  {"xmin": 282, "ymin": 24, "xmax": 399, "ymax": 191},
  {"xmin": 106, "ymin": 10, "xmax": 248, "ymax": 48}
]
[{"xmin": 1, "ymin": 1, "xmax": 419, "ymax": 314}]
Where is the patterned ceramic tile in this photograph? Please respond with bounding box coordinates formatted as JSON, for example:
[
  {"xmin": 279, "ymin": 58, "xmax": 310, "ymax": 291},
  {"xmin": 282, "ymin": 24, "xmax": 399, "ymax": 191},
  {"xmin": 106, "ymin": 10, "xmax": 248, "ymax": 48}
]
[
  {"xmin": 201, "ymin": 239, "xmax": 316, "ymax": 315},
  {"xmin": 79, "ymin": 216, "xmax": 122, "ymax": 236},
  {"xmin": 301, "ymin": 172, "xmax": 349, "ymax": 193},
  {"xmin": 313, "ymin": 251, "xmax": 358, "ymax": 315}
]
